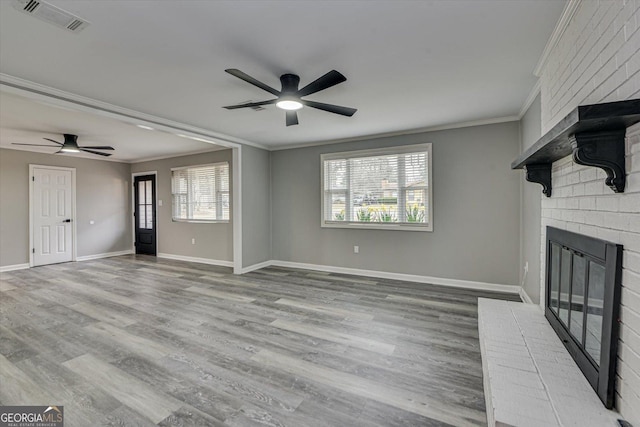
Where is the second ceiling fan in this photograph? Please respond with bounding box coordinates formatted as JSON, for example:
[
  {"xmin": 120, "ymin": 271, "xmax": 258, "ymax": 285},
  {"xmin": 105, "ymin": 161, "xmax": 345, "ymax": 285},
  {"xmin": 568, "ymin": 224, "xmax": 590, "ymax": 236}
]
[
  {"xmin": 12, "ymin": 134, "xmax": 114, "ymax": 156},
  {"xmin": 223, "ymin": 69, "xmax": 357, "ymax": 126}
]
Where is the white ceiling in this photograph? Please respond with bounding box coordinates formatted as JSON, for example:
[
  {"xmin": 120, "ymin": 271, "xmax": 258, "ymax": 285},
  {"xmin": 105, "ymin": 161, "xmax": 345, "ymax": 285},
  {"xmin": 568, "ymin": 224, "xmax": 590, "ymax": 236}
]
[
  {"xmin": 0, "ymin": 91, "xmax": 223, "ymax": 162},
  {"xmin": 0, "ymin": 0, "xmax": 566, "ymax": 157}
]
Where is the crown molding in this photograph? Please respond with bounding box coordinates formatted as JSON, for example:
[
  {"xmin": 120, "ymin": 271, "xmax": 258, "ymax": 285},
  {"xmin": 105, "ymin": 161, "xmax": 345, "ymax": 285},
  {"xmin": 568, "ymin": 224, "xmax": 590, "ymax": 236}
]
[
  {"xmin": 533, "ymin": 0, "xmax": 582, "ymax": 77},
  {"xmin": 129, "ymin": 146, "xmax": 227, "ymax": 164},
  {"xmin": 518, "ymin": 79, "xmax": 541, "ymax": 119},
  {"xmin": 0, "ymin": 73, "xmax": 269, "ymax": 151},
  {"xmin": 269, "ymin": 115, "xmax": 519, "ymax": 151}
]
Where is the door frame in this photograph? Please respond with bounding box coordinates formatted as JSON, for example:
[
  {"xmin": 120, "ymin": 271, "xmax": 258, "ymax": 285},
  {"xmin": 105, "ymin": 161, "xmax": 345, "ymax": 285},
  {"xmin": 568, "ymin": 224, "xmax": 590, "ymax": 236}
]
[
  {"xmin": 131, "ymin": 171, "xmax": 158, "ymax": 254},
  {"xmin": 29, "ymin": 164, "xmax": 77, "ymax": 267}
]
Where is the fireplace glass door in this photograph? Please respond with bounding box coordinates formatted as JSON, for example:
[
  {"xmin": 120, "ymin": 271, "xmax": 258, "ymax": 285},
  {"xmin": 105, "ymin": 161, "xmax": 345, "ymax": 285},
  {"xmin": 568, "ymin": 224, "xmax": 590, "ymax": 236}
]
[
  {"xmin": 548, "ymin": 243, "xmax": 603, "ymax": 367},
  {"xmin": 586, "ymin": 262, "xmax": 606, "ymax": 363},
  {"xmin": 545, "ymin": 227, "xmax": 622, "ymax": 409}
]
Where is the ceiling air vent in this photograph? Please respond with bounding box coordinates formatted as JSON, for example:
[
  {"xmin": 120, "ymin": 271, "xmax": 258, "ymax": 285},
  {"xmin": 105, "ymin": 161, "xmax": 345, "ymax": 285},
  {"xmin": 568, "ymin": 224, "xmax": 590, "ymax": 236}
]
[{"xmin": 12, "ymin": 0, "xmax": 90, "ymax": 33}]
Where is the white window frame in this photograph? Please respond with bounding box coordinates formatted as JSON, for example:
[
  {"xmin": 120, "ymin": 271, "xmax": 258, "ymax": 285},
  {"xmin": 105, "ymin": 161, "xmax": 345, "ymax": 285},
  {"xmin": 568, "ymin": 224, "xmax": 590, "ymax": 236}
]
[
  {"xmin": 321, "ymin": 143, "xmax": 433, "ymax": 232},
  {"xmin": 171, "ymin": 162, "xmax": 230, "ymax": 223}
]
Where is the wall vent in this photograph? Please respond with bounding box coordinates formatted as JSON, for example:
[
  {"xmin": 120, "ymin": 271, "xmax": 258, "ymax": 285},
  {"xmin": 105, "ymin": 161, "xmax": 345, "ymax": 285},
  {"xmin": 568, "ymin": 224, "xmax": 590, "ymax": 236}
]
[{"xmin": 12, "ymin": 0, "xmax": 90, "ymax": 33}]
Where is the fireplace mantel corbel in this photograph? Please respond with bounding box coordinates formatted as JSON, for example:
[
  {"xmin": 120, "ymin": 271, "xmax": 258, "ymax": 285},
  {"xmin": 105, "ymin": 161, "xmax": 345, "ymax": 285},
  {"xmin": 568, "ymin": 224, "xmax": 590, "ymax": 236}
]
[{"xmin": 512, "ymin": 99, "xmax": 640, "ymax": 197}]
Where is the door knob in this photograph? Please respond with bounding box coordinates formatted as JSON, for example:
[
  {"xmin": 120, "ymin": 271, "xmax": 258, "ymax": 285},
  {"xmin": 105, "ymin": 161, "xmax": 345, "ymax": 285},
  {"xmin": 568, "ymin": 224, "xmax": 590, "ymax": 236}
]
[{"xmin": 63, "ymin": 219, "xmax": 72, "ymax": 223}]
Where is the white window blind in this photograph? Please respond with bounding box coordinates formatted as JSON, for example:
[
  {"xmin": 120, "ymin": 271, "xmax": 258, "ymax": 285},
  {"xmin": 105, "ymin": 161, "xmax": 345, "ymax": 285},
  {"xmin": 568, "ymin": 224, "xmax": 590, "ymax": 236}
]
[
  {"xmin": 171, "ymin": 162, "xmax": 229, "ymax": 222},
  {"xmin": 321, "ymin": 143, "xmax": 432, "ymax": 231}
]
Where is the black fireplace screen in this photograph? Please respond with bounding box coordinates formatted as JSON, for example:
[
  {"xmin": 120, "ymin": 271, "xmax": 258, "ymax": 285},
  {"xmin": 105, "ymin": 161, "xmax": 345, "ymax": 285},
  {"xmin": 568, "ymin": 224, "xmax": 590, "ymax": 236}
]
[{"xmin": 545, "ymin": 227, "xmax": 622, "ymax": 409}]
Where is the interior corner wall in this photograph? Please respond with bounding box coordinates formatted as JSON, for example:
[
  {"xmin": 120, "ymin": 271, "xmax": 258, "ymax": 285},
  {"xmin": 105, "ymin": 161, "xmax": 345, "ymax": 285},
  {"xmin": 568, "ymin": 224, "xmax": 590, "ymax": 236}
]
[
  {"xmin": 0, "ymin": 148, "xmax": 131, "ymax": 267},
  {"xmin": 519, "ymin": 93, "xmax": 543, "ymax": 303},
  {"xmin": 131, "ymin": 149, "xmax": 233, "ymax": 263},
  {"xmin": 240, "ymin": 145, "xmax": 271, "ymax": 268},
  {"xmin": 270, "ymin": 122, "xmax": 521, "ymax": 287},
  {"xmin": 534, "ymin": 0, "xmax": 640, "ymax": 422}
]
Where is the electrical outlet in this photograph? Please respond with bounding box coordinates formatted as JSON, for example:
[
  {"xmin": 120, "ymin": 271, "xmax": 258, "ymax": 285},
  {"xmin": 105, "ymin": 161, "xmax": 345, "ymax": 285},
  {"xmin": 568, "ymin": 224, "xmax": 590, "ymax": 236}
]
[
  {"xmin": 158, "ymin": 200, "xmax": 163, "ymax": 207},
  {"xmin": 354, "ymin": 245, "xmax": 359, "ymax": 254},
  {"xmin": 524, "ymin": 262, "xmax": 529, "ymax": 273},
  {"xmin": 191, "ymin": 238, "xmax": 196, "ymax": 245}
]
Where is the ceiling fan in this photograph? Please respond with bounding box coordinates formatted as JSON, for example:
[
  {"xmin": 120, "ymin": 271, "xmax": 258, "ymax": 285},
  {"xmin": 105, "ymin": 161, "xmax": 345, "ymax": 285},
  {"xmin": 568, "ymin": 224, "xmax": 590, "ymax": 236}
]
[
  {"xmin": 12, "ymin": 134, "xmax": 115, "ymax": 157},
  {"xmin": 223, "ymin": 68, "xmax": 357, "ymax": 126}
]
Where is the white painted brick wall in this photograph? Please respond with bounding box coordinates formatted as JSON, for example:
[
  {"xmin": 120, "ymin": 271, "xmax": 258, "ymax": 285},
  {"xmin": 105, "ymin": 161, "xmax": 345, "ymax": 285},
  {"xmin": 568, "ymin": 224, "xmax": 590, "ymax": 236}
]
[
  {"xmin": 541, "ymin": 0, "xmax": 640, "ymax": 133},
  {"xmin": 537, "ymin": 0, "xmax": 640, "ymax": 423},
  {"xmin": 479, "ymin": 299, "xmax": 620, "ymax": 427},
  {"xmin": 540, "ymin": 124, "xmax": 640, "ymax": 423}
]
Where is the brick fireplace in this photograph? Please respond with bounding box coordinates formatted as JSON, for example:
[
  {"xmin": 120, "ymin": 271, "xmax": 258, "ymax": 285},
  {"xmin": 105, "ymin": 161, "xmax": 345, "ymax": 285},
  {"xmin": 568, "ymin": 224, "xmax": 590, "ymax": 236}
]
[
  {"xmin": 538, "ymin": 124, "xmax": 639, "ymax": 417},
  {"xmin": 514, "ymin": 94, "xmax": 639, "ymax": 419},
  {"xmin": 517, "ymin": 1, "xmax": 640, "ymax": 422}
]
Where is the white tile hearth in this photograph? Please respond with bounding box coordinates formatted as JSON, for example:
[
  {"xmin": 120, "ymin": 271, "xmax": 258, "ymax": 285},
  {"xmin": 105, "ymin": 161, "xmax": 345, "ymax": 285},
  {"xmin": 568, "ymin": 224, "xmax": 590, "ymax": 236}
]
[{"xmin": 478, "ymin": 298, "xmax": 622, "ymax": 427}]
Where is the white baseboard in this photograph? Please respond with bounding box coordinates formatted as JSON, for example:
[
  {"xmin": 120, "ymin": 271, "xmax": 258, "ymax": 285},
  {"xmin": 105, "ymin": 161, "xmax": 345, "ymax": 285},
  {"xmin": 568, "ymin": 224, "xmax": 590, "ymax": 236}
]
[
  {"xmin": 0, "ymin": 256, "xmax": 522, "ymax": 295},
  {"xmin": 519, "ymin": 287, "xmax": 534, "ymax": 304},
  {"xmin": 256, "ymin": 260, "xmax": 520, "ymax": 294},
  {"xmin": 0, "ymin": 263, "xmax": 30, "ymax": 273},
  {"xmin": 76, "ymin": 250, "xmax": 133, "ymax": 262},
  {"xmin": 157, "ymin": 253, "xmax": 233, "ymax": 268},
  {"xmin": 240, "ymin": 260, "xmax": 273, "ymax": 274}
]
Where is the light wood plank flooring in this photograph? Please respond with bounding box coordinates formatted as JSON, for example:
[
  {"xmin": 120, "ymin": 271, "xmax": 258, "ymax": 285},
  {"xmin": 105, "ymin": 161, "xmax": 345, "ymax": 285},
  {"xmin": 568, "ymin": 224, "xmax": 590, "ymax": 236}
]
[{"xmin": 0, "ymin": 255, "xmax": 520, "ymax": 426}]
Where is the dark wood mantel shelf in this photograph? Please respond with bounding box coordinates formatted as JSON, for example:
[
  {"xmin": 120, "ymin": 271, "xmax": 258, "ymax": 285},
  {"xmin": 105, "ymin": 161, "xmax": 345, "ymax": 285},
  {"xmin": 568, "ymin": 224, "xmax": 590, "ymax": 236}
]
[{"xmin": 512, "ymin": 99, "xmax": 640, "ymax": 197}]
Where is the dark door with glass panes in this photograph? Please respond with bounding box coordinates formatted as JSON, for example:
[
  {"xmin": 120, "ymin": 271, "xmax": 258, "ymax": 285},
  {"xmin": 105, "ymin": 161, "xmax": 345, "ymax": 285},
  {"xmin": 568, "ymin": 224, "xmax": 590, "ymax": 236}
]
[{"xmin": 134, "ymin": 175, "xmax": 156, "ymax": 255}]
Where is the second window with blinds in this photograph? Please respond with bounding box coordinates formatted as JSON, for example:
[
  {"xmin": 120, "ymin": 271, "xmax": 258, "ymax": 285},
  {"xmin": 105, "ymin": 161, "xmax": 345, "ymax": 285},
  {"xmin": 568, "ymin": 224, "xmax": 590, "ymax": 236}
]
[
  {"xmin": 321, "ymin": 143, "xmax": 432, "ymax": 231},
  {"xmin": 171, "ymin": 162, "xmax": 230, "ymax": 222}
]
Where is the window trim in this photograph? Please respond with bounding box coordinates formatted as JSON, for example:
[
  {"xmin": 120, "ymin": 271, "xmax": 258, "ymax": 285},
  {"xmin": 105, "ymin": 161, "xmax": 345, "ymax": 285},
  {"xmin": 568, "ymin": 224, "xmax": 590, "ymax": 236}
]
[
  {"xmin": 320, "ymin": 143, "xmax": 433, "ymax": 232},
  {"xmin": 171, "ymin": 161, "xmax": 230, "ymax": 223}
]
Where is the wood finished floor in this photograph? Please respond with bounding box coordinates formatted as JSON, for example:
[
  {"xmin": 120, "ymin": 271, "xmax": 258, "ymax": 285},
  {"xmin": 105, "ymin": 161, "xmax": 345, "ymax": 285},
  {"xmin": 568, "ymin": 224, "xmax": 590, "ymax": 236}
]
[{"xmin": 0, "ymin": 255, "xmax": 520, "ymax": 426}]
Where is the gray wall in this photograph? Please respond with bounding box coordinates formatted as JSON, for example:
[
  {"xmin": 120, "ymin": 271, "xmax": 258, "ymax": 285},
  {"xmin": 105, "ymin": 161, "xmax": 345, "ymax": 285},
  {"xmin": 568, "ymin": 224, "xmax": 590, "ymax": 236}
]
[
  {"xmin": 132, "ymin": 150, "xmax": 233, "ymax": 262},
  {"xmin": 241, "ymin": 145, "xmax": 271, "ymax": 268},
  {"xmin": 519, "ymin": 94, "xmax": 542, "ymax": 303},
  {"xmin": 0, "ymin": 148, "xmax": 131, "ymax": 267},
  {"xmin": 520, "ymin": 94, "xmax": 541, "ymax": 151},
  {"xmin": 271, "ymin": 122, "xmax": 521, "ymax": 286}
]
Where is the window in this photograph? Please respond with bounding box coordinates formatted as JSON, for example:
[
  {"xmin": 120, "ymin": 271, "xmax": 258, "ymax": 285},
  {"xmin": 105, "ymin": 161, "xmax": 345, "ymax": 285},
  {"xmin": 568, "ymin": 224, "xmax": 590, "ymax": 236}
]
[
  {"xmin": 171, "ymin": 162, "xmax": 229, "ymax": 222},
  {"xmin": 321, "ymin": 143, "xmax": 432, "ymax": 231}
]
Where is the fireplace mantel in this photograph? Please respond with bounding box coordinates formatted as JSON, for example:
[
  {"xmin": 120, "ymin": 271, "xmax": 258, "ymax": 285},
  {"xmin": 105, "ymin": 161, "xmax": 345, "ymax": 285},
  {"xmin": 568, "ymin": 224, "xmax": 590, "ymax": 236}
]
[{"xmin": 512, "ymin": 99, "xmax": 640, "ymax": 197}]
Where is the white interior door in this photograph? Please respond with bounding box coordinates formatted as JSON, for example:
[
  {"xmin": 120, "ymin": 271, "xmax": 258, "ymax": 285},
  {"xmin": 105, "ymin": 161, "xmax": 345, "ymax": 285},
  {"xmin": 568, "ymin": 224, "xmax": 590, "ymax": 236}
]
[{"xmin": 32, "ymin": 166, "xmax": 74, "ymax": 266}]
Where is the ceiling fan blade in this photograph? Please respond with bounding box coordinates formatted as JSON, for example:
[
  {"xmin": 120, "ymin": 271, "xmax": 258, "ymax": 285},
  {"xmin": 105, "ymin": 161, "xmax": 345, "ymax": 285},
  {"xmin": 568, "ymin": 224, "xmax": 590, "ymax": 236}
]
[
  {"xmin": 223, "ymin": 99, "xmax": 277, "ymax": 110},
  {"xmin": 80, "ymin": 146, "xmax": 115, "ymax": 150},
  {"xmin": 297, "ymin": 70, "xmax": 347, "ymax": 97},
  {"xmin": 12, "ymin": 143, "xmax": 59, "ymax": 147},
  {"xmin": 43, "ymin": 138, "xmax": 63, "ymax": 145},
  {"xmin": 225, "ymin": 69, "xmax": 281, "ymax": 96},
  {"xmin": 79, "ymin": 148, "xmax": 112, "ymax": 157},
  {"xmin": 286, "ymin": 111, "xmax": 299, "ymax": 127},
  {"xmin": 301, "ymin": 100, "xmax": 357, "ymax": 117}
]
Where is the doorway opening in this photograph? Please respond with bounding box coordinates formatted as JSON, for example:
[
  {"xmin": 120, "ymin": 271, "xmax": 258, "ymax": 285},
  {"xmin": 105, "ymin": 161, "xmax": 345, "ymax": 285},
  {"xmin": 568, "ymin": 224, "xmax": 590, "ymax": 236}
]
[{"xmin": 133, "ymin": 173, "xmax": 157, "ymax": 255}]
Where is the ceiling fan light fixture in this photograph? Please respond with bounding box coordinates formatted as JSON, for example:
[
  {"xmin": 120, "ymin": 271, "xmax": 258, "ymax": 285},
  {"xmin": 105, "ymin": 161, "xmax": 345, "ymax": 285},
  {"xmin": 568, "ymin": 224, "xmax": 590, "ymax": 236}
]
[
  {"xmin": 60, "ymin": 146, "xmax": 80, "ymax": 153},
  {"xmin": 223, "ymin": 69, "xmax": 356, "ymax": 125},
  {"xmin": 276, "ymin": 99, "xmax": 303, "ymax": 111},
  {"xmin": 12, "ymin": 134, "xmax": 114, "ymax": 157}
]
